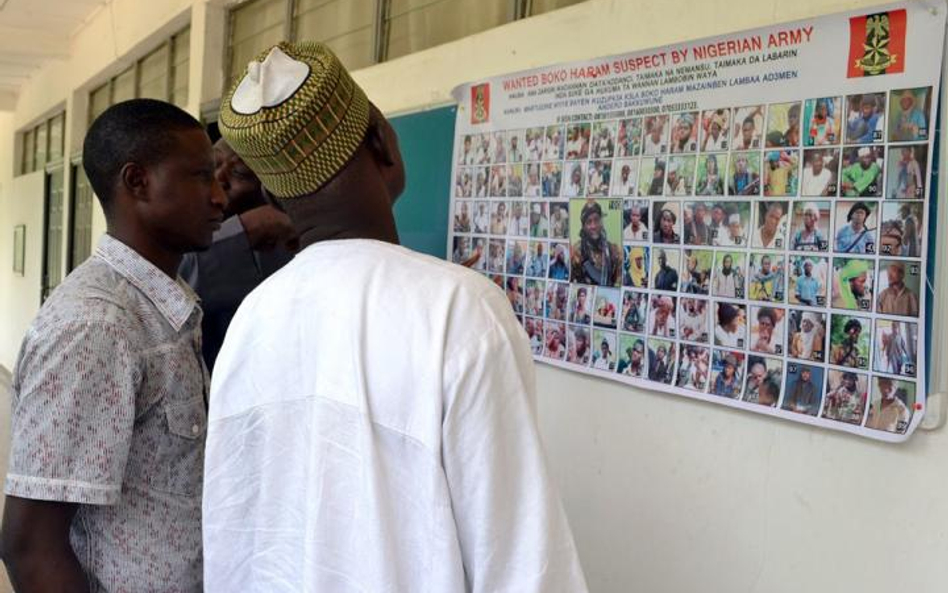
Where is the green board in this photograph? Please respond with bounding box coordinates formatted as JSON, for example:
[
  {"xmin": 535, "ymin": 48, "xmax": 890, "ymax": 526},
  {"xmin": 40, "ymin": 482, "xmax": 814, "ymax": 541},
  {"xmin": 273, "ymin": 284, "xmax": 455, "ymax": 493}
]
[{"xmin": 390, "ymin": 105, "xmax": 457, "ymax": 259}]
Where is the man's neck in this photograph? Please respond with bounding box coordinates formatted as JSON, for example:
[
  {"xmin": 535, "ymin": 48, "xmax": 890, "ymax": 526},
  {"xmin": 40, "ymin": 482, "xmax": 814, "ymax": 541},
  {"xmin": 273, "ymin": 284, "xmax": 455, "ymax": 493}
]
[{"xmin": 107, "ymin": 228, "xmax": 181, "ymax": 278}]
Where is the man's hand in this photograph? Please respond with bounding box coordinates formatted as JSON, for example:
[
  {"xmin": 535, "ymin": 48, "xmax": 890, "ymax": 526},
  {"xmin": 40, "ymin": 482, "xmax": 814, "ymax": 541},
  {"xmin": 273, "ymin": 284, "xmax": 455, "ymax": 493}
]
[{"xmin": 239, "ymin": 205, "xmax": 299, "ymax": 252}]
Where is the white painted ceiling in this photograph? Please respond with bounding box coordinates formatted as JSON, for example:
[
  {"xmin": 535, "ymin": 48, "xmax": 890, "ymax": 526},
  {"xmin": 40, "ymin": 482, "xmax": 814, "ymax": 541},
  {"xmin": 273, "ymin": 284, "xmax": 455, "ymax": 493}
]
[{"xmin": 0, "ymin": 0, "xmax": 108, "ymax": 104}]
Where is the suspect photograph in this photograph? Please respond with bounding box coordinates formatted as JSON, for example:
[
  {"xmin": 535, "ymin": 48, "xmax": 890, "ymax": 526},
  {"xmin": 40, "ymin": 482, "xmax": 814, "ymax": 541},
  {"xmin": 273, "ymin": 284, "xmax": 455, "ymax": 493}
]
[
  {"xmin": 683, "ymin": 201, "xmax": 714, "ymax": 246},
  {"xmin": 762, "ymin": 150, "xmax": 799, "ymax": 197},
  {"xmin": 564, "ymin": 122, "xmax": 590, "ymax": 160},
  {"xmin": 591, "ymin": 120, "xmax": 618, "ymax": 159},
  {"xmin": 840, "ymin": 146, "xmax": 884, "ymax": 198},
  {"xmin": 678, "ymin": 297, "xmax": 709, "ymax": 344},
  {"xmin": 549, "ymin": 202, "xmax": 570, "ymax": 240},
  {"xmin": 507, "ymin": 129, "xmax": 525, "ymax": 162},
  {"xmin": 822, "ymin": 370, "xmax": 869, "ymax": 425},
  {"xmin": 709, "ymin": 350, "xmax": 746, "ymax": 399},
  {"xmin": 648, "ymin": 294, "xmax": 677, "ymax": 338},
  {"xmin": 542, "ymin": 162, "xmax": 563, "ymax": 198},
  {"xmin": 524, "ymin": 163, "xmax": 542, "ymax": 197},
  {"xmin": 879, "ymin": 201, "xmax": 923, "ymax": 258},
  {"xmin": 728, "ymin": 151, "xmax": 761, "ymax": 196},
  {"xmin": 623, "ymin": 244, "xmax": 649, "ymax": 288},
  {"xmin": 695, "ymin": 153, "xmax": 726, "ymax": 196},
  {"xmin": 748, "ymin": 252, "xmax": 785, "ymax": 302},
  {"xmin": 523, "ymin": 316, "xmax": 544, "ymax": 355},
  {"xmin": 876, "ymin": 259, "xmax": 921, "ymax": 317},
  {"xmin": 487, "ymin": 239, "xmax": 506, "ymax": 273},
  {"xmin": 506, "ymin": 163, "xmax": 524, "ymax": 197},
  {"xmin": 505, "ymin": 276, "xmax": 524, "ymax": 314},
  {"xmin": 788, "ymin": 256, "xmax": 828, "ymax": 306},
  {"xmin": 831, "ymin": 258, "xmax": 874, "ymax": 311},
  {"xmin": 829, "ymin": 314, "xmax": 871, "ymax": 371},
  {"xmin": 505, "ymin": 239, "xmax": 527, "ymax": 275},
  {"xmin": 885, "ymin": 144, "xmax": 927, "ymax": 200},
  {"xmin": 765, "ymin": 101, "xmax": 802, "ymax": 147},
  {"xmin": 561, "ymin": 161, "xmax": 586, "ymax": 197},
  {"xmin": 790, "ymin": 201, "xmax": 831, "ymax": 251},
  {"xmin": 732, "ymin": 105, "xmax": 765, "ymax": 150},
  {"xmin": 712, "ymin": 251, "xmax": 746, "ymax": 299},
  {"xmin": 548, "ymin": 241, "xmax": 571, "ymax": 281},
  {"xmin": 544, "ymin": 124, "xmax": 565, "ymax": 159},
  {"xmin": 617, "ymin": 117, "xmax": 644, "ymax": 157},
  {"xmin": 665, "ymin": 156, "xmax": 696, "ymax": 196},
  {"xmin": 677, "ymin": 345, "xmax": 711, "ymax": 392},
  {"xmin": 749, "ymin": 306, "xmax": 786, "ymax": 355},
  {"xmin": 714, "ymin": 302, "xmax": 747, "ymax": 349},
  {"xmin": 526, "ymin": 240, "xmax": 549, "ymax": 279},
  {"xmin": 888, "ymin": 87, "xmax": 932, "ymax": 142},
  {"xmin": 639, "ymin": 157, "xmax": 666, "ymax": 196},
  {"xmin": 593, "ymin": 286, "xmax": 621, "ymax": 329},
  {"xmin": 617, "ymin": 334, "xmax": 647, "ymax": 378},
  {"xmin": 455, "ymin": 167, "xmax": 473, "ymax": 197},
  {"xmin": 787, "ymin": 310, "xmax": 826, "ymax": 362},
  {"xmin": 647, "ymin": 338, "xmax": 677, "ymax": 384},
  {"xmin": 524, "ymin": 278, "xmax": 545, "ymax": 317},
  {"xmin": 710, "ymin": 202, "xmax": 750, "ymax": 247},
  {"xmin": 586, "ymin": 160, "xmax": 612, "ymax": 197},
  {"xmin": 643, "ymin": 115, "xmax": 670, "ymax": 155},
  {"xmin": 508, "ymin": 201, "xmax": 529, "ymax": 237},
  {"xmin": 568, "ymin": 284, "xmax": 594, "ymax": 325},
  {"xmin": 622, "ymin": 199, "xmax": 650, "ymax": 242},
  {"xmin": 651, "ymin": 248, "xmax": 680, "ymax": 292},
  {"xmin": 743, "ymin": 356, "xmax": 783, "ymax": 407},
  {"xmin": 700, "ymin": 108, "xmax": 730, "ymax": 151},
  {"xmin": 566, "ymin": 324, "xmax": 592, "ymax": 366},
  {"xmin": 544, "ymin": 281, "xmax": 569, "ymax": 321},
  {"xmin": 525, "ymin": 127, "xmax": 544, "ymax": 161},
  {"xmin": 680, "ymin": 249, "xmax": 713, "ymax": 295},
  {"xmin": 752, "ymin": 201, "xmax": 789, "ymax": 250},
  {"xmin": 621, "ymin": 289, "xmax": 648, "ymax": 334},
  {"xmin": 866, "ymin": 376, "xmax": 916, "ymax": 434},
  {"xmin": 803, "ymin": 96, "xmax": 842, "ymax": 146},
  {"xmin": 454, "ymin": 200, "xmax": 472, "ymax": 233},
  {"xmin": 652, "ymin": 201, "xmax": 682, "ymax": 244},
  {"xmin": 800, "ymin": 148, "xmax": 840, "ymax": 196},
  {"xmin": 845, "ymin": 93, "xmax": 886, "ymax": 145},
  {"xmin": 670, "ymin": 111, "xmax": 699, "ymax": 153},
  {"xmin": 874, "ymin": 319, "xmax": 919, "ymax": 377},
  {"xmin": 489, "ymin": 165, "xmax": 507, "ymax": 197},
  {"xmin": 834, "ymin": 201, "xmax": 878, "ymax": 255},
  {"xmin": 543, "ymin": 321, "xmax": 567, "ymax": 360},
  {"xmin": 570, "ymin": 199, "xmax": 623, "ymax": 286},
  {"xmin": 591, "ymin": 329, "xmax": 618, "ymax": 371},
  {"xmin": 613, "ymin": 159, "xmax": 640, "ymax": 197},
  {"xmin": 783, "ymin": 363, "xmax": 824, "ymax": 416}
]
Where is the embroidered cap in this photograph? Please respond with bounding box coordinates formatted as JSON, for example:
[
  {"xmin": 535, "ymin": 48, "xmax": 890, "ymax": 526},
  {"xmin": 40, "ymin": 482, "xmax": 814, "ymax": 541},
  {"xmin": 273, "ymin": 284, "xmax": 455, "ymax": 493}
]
[{"xmin": 219, "ymin": 41, "xmax": 370, "ymax": 198}]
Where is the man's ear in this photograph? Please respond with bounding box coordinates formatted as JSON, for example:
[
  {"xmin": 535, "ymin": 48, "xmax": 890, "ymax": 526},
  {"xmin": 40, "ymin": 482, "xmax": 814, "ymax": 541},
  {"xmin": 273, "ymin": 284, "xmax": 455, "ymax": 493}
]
[
  {"xmin": 366, "ymin": 121, "xmax": 397, "ymax": 167},
  {"xmin": 120, "ymin": 162, "xmax": 149, "ymax": 201}
]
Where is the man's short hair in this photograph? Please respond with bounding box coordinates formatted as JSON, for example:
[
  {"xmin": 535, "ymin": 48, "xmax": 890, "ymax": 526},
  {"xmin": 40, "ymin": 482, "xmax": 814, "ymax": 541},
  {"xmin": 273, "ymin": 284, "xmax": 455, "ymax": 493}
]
[{"xmin": 83, "ymin": 99, "xmax": 203, "ymax": 213}]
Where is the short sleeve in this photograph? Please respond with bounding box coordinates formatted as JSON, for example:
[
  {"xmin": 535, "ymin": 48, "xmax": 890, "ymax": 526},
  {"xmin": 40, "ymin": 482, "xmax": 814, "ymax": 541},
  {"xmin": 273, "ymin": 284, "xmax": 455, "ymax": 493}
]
[{"xmin": 5, "ymin": 321, "xmax": 139, "ymax": 505}]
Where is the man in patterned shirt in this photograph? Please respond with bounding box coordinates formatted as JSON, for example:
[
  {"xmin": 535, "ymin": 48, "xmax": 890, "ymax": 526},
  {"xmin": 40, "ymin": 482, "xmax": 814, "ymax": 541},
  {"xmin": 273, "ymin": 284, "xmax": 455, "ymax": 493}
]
[{"xmin": 1, "ymin": 99, "xmax": 225, "ymax": 592}]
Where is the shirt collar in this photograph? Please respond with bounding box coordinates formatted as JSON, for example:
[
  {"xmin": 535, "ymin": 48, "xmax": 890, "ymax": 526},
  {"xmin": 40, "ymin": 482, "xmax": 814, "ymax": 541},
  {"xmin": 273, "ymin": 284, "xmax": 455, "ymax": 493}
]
[{"xmin": 95, "ymin": 234, "xmax": 199, "ymax": 332}]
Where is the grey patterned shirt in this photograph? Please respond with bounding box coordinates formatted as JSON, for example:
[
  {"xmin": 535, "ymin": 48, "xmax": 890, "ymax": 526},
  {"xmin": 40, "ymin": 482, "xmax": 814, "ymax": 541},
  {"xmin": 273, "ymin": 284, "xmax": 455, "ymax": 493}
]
[{"xmin": 6, "ymin": 234, "xmax": 207, "ymax": 592}]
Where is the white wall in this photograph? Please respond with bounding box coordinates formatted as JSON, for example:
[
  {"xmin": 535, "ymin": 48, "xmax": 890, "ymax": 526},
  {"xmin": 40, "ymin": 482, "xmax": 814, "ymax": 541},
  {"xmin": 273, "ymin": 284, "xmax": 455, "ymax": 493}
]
[{"xmin": 1, "ymin": 1, "xmax": 947, "ymax": 592}]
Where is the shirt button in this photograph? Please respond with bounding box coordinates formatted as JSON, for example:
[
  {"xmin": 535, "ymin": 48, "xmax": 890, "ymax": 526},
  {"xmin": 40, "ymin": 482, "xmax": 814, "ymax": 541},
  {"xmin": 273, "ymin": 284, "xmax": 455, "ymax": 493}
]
[{"xmin": 192, "ymin": 424, "xmax": 200, "ymax": 435}]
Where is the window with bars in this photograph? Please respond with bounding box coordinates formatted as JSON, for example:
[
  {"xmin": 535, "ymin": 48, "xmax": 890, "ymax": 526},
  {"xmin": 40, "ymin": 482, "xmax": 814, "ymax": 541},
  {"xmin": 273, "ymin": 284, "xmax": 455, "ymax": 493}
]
[
  {"xmin": 224, "ymin": 0, "xmax": 587, "ymax": 92},
  {"xmin": 18, "ymin": 111, "xmax": 66, "ymax": 176},
  {"xmin": 86, "ymin": 26, "xmax": 191, "ymax": 128},
  {"xmin": 68, "ymin": 163, "xmax": 95, "ymax": 272},
  {"xmin": 42, "ymin": 168, "xmax": 65, "ymax": 302}
]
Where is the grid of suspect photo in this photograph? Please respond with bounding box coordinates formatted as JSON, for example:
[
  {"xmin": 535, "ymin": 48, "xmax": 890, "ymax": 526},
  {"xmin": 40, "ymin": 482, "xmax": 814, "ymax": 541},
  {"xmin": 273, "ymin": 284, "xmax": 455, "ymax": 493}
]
[{"xmin": 449, "ymin": 86, "xmax": 931, "ymax": 437}]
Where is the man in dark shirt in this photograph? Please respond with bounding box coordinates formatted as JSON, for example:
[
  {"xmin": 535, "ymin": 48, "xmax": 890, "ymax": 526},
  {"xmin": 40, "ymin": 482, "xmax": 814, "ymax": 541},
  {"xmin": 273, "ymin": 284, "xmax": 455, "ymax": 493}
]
[{"xmin": 179, "ymin": 139, "xmax": 297, "ymax": 371}]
